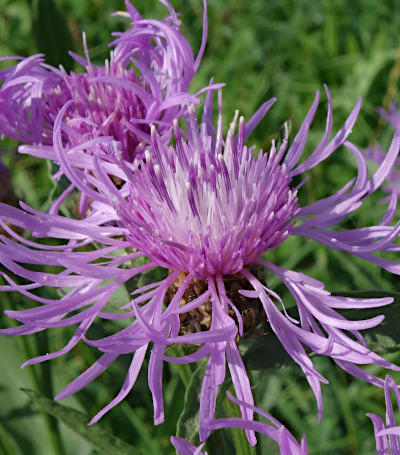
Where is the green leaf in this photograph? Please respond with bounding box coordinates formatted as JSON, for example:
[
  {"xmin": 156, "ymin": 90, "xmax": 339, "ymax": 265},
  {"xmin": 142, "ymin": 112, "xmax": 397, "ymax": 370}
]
[
  {"xmin": 103, "ymin": 282, "xmax": 132, "ymax": 313},
  {"xmin": 259, "ymin": 435, "xmax": 281, "ymax": 455},
  {"xmin": 176, "ymin": 359, "xmax": 253, "ymax": 455},
  {"xmin": 21, "ymin": 388, "xmax": 142, "ymax": 455},
  {"xmin": 176, "ymin": 361, "xmax": 206, "ymax": 445},
  {"xmin": 243, "ymin": 333, "xmax": 292, "ymax": 371},
  {"xmin": 0, "ymin": 334, "xmax": 60, "ymax": 455},
  {"xmin": 42, "ymin": 160, "xmax": 73, "ymax": 214},
  {"xmin": 30, "ymin": 0, "xmax": 75, "ymax": 70},
  {"xmin": 136, "ymin": 267, "xmax": 168, "ymax": 290}
]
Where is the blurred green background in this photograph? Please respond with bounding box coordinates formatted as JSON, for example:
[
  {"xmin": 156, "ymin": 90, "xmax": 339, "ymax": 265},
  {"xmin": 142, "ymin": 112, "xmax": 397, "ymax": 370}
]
[{"xmin": 1, "ymin": 0, "xmax": 400, "ymax": 454}]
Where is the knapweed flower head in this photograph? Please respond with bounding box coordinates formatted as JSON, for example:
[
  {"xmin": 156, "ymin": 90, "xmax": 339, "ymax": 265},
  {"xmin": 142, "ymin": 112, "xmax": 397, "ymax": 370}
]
[
  {"xmin": 367, "ymin": 374, "xmax": 400, "ymax": 454},
  {"xmin": 1, "ymin": 86, "xmax": 400, "ymax": 445},
  {"xmin": 110, "ymin": 86, "xmax": 400, "ymax": 440},
  {"xmin": 110, "ymin": 87, "xmax": 400, "ymax": 439},
  {"xmin": 0, "ymin": 0, "xmax": 207, "ymax": 170}
]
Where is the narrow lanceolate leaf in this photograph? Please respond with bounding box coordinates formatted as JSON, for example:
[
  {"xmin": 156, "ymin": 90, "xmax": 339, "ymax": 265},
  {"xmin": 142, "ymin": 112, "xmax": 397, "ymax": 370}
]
[
  {"xmin": 43, "ymin": 160, "xmax": 73, "ymax": 214},
  {"xmin": 21, "ymin": 389, "xmax": 142, "ymax": 455},
  {"xmin": 333, "ymin": 290, "xmax": 400, "ymax": 355},
  {"xmin": 0, "ymin": 333, "xmax": 66, "ymax": 455},
  {"xmin": 30, "ymin": 0, "xmax": 75, "ymax": 69},
  {"xmin": 176, "ymin": 362, "xmax": 206, "ymax": 445}
]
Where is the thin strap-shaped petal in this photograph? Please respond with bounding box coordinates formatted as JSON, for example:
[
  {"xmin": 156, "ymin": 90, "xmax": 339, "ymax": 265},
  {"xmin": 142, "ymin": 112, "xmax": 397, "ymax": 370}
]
[
  {"xmin": 89, "ymin": 344, "xmax": 148, "ymax": 424},
  {"xmin": 148, "ymin": 343, "xmax": 166, "ymax": 425},
  {"xmin": 55, "ymin": 353, "xmax": 118, "ymax": 401},
  {"xmin": 291, "ymin": 96, "xmax": 362, "ymax": 176}
]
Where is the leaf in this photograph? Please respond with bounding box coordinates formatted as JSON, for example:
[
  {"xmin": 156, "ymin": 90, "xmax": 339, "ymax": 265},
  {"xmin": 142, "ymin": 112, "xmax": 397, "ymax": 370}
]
[
  {"xmin": 259, "ymin": 435, "xmax": 281, "ymax": 455},
  {"xmin": 176, "ymin": 358, "xmax": 252, "ymax": 455},
  {"xmin": 21, "ymin": 388, "xmax": 142, "ymax": 455},
  {"xmin": 30, "ymin": 0, "xmax": 75, "ymax": 70},
  {"xmin": 0, "ymin": 334, "xmax": 60, "ymax": 455},
  {"xmin": 104, "ymin": 282, "xmax": 132, "ymax": 313},
  {"xmin": 243, "ymin": 333, "xmax": 293, "ymax": 371},
  {"xmin": 42, "ymin": 161, "xmax": 73, "ymax": 214},
  {"xmin": 176, "ymin": 361, "xmax": 206, "ymax": 445},
  {"xmin": 0, "ymin": 422, "xmax": 23, "ymax": 455},
  {"xmin": 135, "ymin": 267, "xmax": 168, "ymax": 290}
]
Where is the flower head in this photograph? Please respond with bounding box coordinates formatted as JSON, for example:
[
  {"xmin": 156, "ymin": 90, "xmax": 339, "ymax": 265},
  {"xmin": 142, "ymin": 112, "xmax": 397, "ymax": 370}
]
[
  {"xmin": 0, "ymin": 0, "xmax": 212, "ymax": 218},
  {"xmin": 106, "ymin": 87, "xmax": 400, "ymax": 437},
  {"xmin": 121, "ymin": 102, "xmax": 297, "ymax": 278},
  {"xmin": 0, "ymin": 0, "xmax": 207, "ymax": 161},
  {"xmin": 1, "ymin": 87, "xmax": 400, "ymax": 442}
]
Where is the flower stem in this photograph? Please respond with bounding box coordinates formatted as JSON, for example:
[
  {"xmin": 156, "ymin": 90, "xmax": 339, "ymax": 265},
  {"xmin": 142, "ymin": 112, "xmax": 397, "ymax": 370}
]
[{"xmin": 223, "ymin": 389, "xmax": 256, "ymax": 455}]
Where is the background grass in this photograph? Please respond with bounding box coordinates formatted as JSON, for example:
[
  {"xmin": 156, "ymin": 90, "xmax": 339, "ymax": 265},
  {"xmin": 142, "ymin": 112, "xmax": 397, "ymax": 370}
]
[{"xmin": 1, "ymin": 0, "xmax": 400, "ymax": 454}]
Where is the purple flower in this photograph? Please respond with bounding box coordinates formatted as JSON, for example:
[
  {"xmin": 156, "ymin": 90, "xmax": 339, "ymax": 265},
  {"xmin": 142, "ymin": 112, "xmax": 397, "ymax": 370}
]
[
  {"xmin": 0, "ymin": 0, "xmax": 213, "ymax": 217},
  {"xmin": 105, "ymin": 87, "xmax": 400, "ymax": 440},
  {"xmin": 1, "ymin": 86, "xmax": 400, "ymax": 440},
  {"xmin": 367, "ymin": 374, "xmax": 400, "ymax": 454},
  {"xmin": 0, "ymin": 0, "xmax": 208, "ymax": 198}
]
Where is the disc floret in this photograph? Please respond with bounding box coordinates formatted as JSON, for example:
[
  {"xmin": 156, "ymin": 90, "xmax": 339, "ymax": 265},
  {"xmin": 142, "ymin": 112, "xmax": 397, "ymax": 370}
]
[{"xmin": 120, "ymin": 105, "xmax": 299, "ymax": 278}]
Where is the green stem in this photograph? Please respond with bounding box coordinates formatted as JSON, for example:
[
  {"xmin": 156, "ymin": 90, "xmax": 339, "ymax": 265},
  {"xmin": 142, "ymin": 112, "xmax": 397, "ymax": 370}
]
[{"xmin": 222, "ymin": 390, "xmax": 256, "ymax": 455}]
